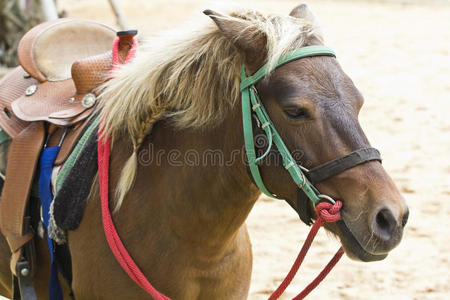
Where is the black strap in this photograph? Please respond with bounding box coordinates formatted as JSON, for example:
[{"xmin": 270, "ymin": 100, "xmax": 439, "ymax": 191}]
[
  {"xmin": 307, "ymin": 147, "xmax": 381, "ymax": 183},
  {"xmin": 12, "ymin": 275, "xmax": 20, "ymax": 300},
  {"xmin": 15, "ymin": 261, "xmax": 37, "ymax": 300}
]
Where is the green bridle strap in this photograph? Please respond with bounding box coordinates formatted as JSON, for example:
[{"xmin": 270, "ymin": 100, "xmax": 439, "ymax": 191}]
[
  {"xmin": 240, "ymin": 46, "xmax": 336, "ymax": 91},
  {"xmin": 240, "ymin": 45, "xmax": 336, "ymax": 205}
]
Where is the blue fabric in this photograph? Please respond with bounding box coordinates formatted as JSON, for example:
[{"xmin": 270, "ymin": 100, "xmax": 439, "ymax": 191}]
[{"xmin": 38, "ymin": 146, "xmax": 63, "ymax": 300}]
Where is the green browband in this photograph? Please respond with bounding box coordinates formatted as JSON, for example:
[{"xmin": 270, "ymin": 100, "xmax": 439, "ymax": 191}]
[{"xmin": 240, "ymin": 45, "xmax": 336, "ymax": 205}]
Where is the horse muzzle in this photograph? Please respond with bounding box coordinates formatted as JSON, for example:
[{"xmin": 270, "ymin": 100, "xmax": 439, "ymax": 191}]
[{"xmin": 336, "ymin": 205, "xmax": 409, "ymax": 261}]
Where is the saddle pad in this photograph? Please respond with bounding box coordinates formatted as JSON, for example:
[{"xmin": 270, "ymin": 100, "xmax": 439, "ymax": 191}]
[{"xmin": 48, "ymin": 116, "xmax": 100, "ymax": 243}]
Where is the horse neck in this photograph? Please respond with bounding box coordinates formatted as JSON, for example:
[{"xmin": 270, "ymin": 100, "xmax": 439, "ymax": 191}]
[{"xmin": 109, "ymin": 106, "xmax": 260, "ymax": 259}]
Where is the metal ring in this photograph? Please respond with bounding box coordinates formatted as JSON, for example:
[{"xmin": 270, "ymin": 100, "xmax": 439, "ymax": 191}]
[
  {"xmin": 252, "ymin": 114, "xmax": 262, "ymax": 128},
  {"xmin": 299, "ymin": 165, "xmax": 309, "ymax": 172},
  {"xmin": 317, "ymin": 194, "xmax": 336, "ymax": 204}
]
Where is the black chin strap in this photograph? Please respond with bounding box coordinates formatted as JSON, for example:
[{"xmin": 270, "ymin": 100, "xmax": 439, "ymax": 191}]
[{"xmin": 296, "ymin": 147, "xmax": 382, "ymax": 225}]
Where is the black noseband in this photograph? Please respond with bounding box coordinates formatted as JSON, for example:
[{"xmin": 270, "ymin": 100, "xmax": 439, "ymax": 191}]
[
  {"xmin": 307, "ymin": 148, "xmax": 381, "ymax": 184},
  {"xmin": 297, "ymin": 147, "xmax": 381, "ymax": 225}
]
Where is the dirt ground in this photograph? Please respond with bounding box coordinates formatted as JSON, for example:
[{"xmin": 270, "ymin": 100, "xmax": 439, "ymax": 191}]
[{"xmin": 3, "ymin": 0, "xmax": 450, "ymax": 299}]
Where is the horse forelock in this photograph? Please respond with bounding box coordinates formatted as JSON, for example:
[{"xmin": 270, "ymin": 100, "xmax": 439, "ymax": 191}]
[{"xmin": 98, "ymin": 7, "xmax": 321, "ymax": 210}]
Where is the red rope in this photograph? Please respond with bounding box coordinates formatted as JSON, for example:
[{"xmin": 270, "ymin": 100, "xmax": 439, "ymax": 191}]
[
  {"xmin": 269, "ymin": 201, "xmax": 344, "ymax": 300},
  {"xmin": 98, "ymin": 131, "xmax": 170, "ymax": 300},
  {"xmin": 112, "ymin": 36, "xmax": 137, "ymax": 65}
]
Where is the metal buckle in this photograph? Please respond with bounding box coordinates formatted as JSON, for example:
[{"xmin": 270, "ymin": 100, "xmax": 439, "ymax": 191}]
[{"xmin": 317, "ymin": 194, "xmax": 336, "ymax": 204}]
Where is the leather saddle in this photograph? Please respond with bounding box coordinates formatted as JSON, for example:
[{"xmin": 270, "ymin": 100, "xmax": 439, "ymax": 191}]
[
  {"xmin": 0, "ymin": 19, "xmax": 116, "ymax": 134},
  {"xmin": 0, "ymin": 18, "xmax": 137, "ymax": 299}
]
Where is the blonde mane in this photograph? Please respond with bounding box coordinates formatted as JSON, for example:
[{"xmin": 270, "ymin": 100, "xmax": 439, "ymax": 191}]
[{"xmin": 99, "ymin": 8, "xmax": 321, "ymax": 210}]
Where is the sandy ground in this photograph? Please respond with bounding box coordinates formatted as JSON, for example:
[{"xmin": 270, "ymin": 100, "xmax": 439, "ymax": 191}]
[{"xmin": 2, "ymin": 0, "xmax": 450, "ymax": 299}]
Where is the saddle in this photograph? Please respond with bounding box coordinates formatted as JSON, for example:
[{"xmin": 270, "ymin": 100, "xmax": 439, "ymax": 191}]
[{"xmin": 0, "ymin": 18, "xmax": 137, "ymax": 299}]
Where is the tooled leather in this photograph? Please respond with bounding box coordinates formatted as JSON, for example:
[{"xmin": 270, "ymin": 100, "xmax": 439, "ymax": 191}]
[
  {"xmin": 0, "ymin": 67, "xmax": 37, "ymax": 137},
  {"xmin": 72, "ymin": 51, "xmax": 113, "ymax": 94},
  {"xmin": 11, "ymin": 79, "xmax": 86, "ymax": 125},
  {"xmin": 12, "ymin": 50, "xmax": 113, "ymax": 125},
  {"xmin": 12, "ymin": 20, "xmax": 116, "ymax": 126},
  {"xmin": 0, "ymin": 122, "xmax": 44, "ymax": 237}
]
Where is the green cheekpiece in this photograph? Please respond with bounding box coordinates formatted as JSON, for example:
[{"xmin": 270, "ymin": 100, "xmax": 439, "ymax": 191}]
[{"xmin": 240, "ymin": 45, "xmax": 336, "ymax": 205}]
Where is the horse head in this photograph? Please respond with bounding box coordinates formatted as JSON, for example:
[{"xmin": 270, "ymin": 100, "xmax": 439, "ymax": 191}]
[{"xmin": 206, "ymin": 4, "xmax": 408, "ymax": 262}]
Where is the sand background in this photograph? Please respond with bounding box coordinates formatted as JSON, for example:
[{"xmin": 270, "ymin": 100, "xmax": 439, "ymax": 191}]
[{"xmin": 2, "ymin": 0, "xmax": 450, "ymax": 299}]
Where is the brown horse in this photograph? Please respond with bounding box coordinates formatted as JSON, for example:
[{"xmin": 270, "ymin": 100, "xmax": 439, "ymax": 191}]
[{"xmin": 0, "ymin": 4, "xmax": 408, "ymax": 299}]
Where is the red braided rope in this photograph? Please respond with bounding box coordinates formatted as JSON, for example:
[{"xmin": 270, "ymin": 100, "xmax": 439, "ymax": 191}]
[
  {"xmin": 98, "ymin": 132, "xmax": 170, "ymax": 300},
  {"xmin": 293, "ymin": 248, "xmax": 344, "ymax": 299},
  {"xmin": 269, "ymin": 201, "xmax": 344, "ymax": 300}
]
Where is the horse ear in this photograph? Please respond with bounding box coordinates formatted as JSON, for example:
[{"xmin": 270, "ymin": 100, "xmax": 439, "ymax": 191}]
[
  {"xmin": 203, "ymin": 9, "xmax": 266, "ymax": 73},
  {"xmin": 289, "ymin": 4, "xmax": 316, "ymax": 22},
  {"xmin": 289, "ymin": 4, "xmax": 324, "ymax": 44}
]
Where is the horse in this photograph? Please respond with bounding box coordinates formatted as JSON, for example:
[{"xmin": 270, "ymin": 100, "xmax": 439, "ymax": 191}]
[{"xmin": 0, "ymin": 4, "xmax": 409, "ymax": 299}]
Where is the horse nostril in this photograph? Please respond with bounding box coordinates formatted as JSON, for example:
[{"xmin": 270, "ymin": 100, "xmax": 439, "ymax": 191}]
[
  {"xmin": 376, "ymin": 211, "xmax": 389, "ymax": 230},
  {"xmin": 372, "ymin": 208, "xmax": 396, "ymax": 241},
  {"xmin": 401, "ymin": 207, "xmax": 409, "ymax": 228}
]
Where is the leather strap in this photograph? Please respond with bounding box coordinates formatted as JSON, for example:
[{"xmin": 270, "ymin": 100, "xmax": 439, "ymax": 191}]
[
  {"xmin": 12, "ymin": 275, "xmax": 20, "ymax": 300},
  {"xmin": 0, "ymin": 121, "xmax": 43, "ymax": 292},
  {"xmin": 47, "ymin": 117, "xmax": 93, "ymax": 165},
  {"xmin": 307, "ymin": 147, "xmax": 381, "ymax": 183},
  {"xmin": 6, "ymin": 232, "xmax": 33, "ymax": 253},
  {"xmin": 0, "ymin": 122, "xmax": 42, "ymax": 300},
  {"xmin": 10, "ymin": 226, "xmax": 37, "ymax": 299},
  {"xmin": 0, "ymin": 122, "xmax": 44, "ymax": 237},
  {"xmin": 16, "ymin": 261, "xmax": 37, "ymax": 300},
  {"xmin": 240, "ymin": 46, "xmax": 336, "ymax": 91}
]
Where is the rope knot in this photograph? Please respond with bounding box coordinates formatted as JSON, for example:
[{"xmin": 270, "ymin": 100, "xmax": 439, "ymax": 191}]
[{"xmin": 315, "ymin": 200, "xmax": 342, "ymax": 223}]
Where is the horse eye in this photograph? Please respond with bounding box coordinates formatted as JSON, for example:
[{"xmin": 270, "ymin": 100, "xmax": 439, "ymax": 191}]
[{"xmin": 283, "ymin": 107, "xmax": 310, "ymax": 120}]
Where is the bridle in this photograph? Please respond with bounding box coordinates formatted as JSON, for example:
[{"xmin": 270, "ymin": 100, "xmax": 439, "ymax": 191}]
[
  {"xmin": 98, "ymin": 44, "xmax": 383, "ymax": 300},
  {"xmin": 240, "ymin": 45, "xmax": 381, "ymax": 224},
  {"xmin": 240, "ymin": 45, "xmax": 382, "ymax": 299}
]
